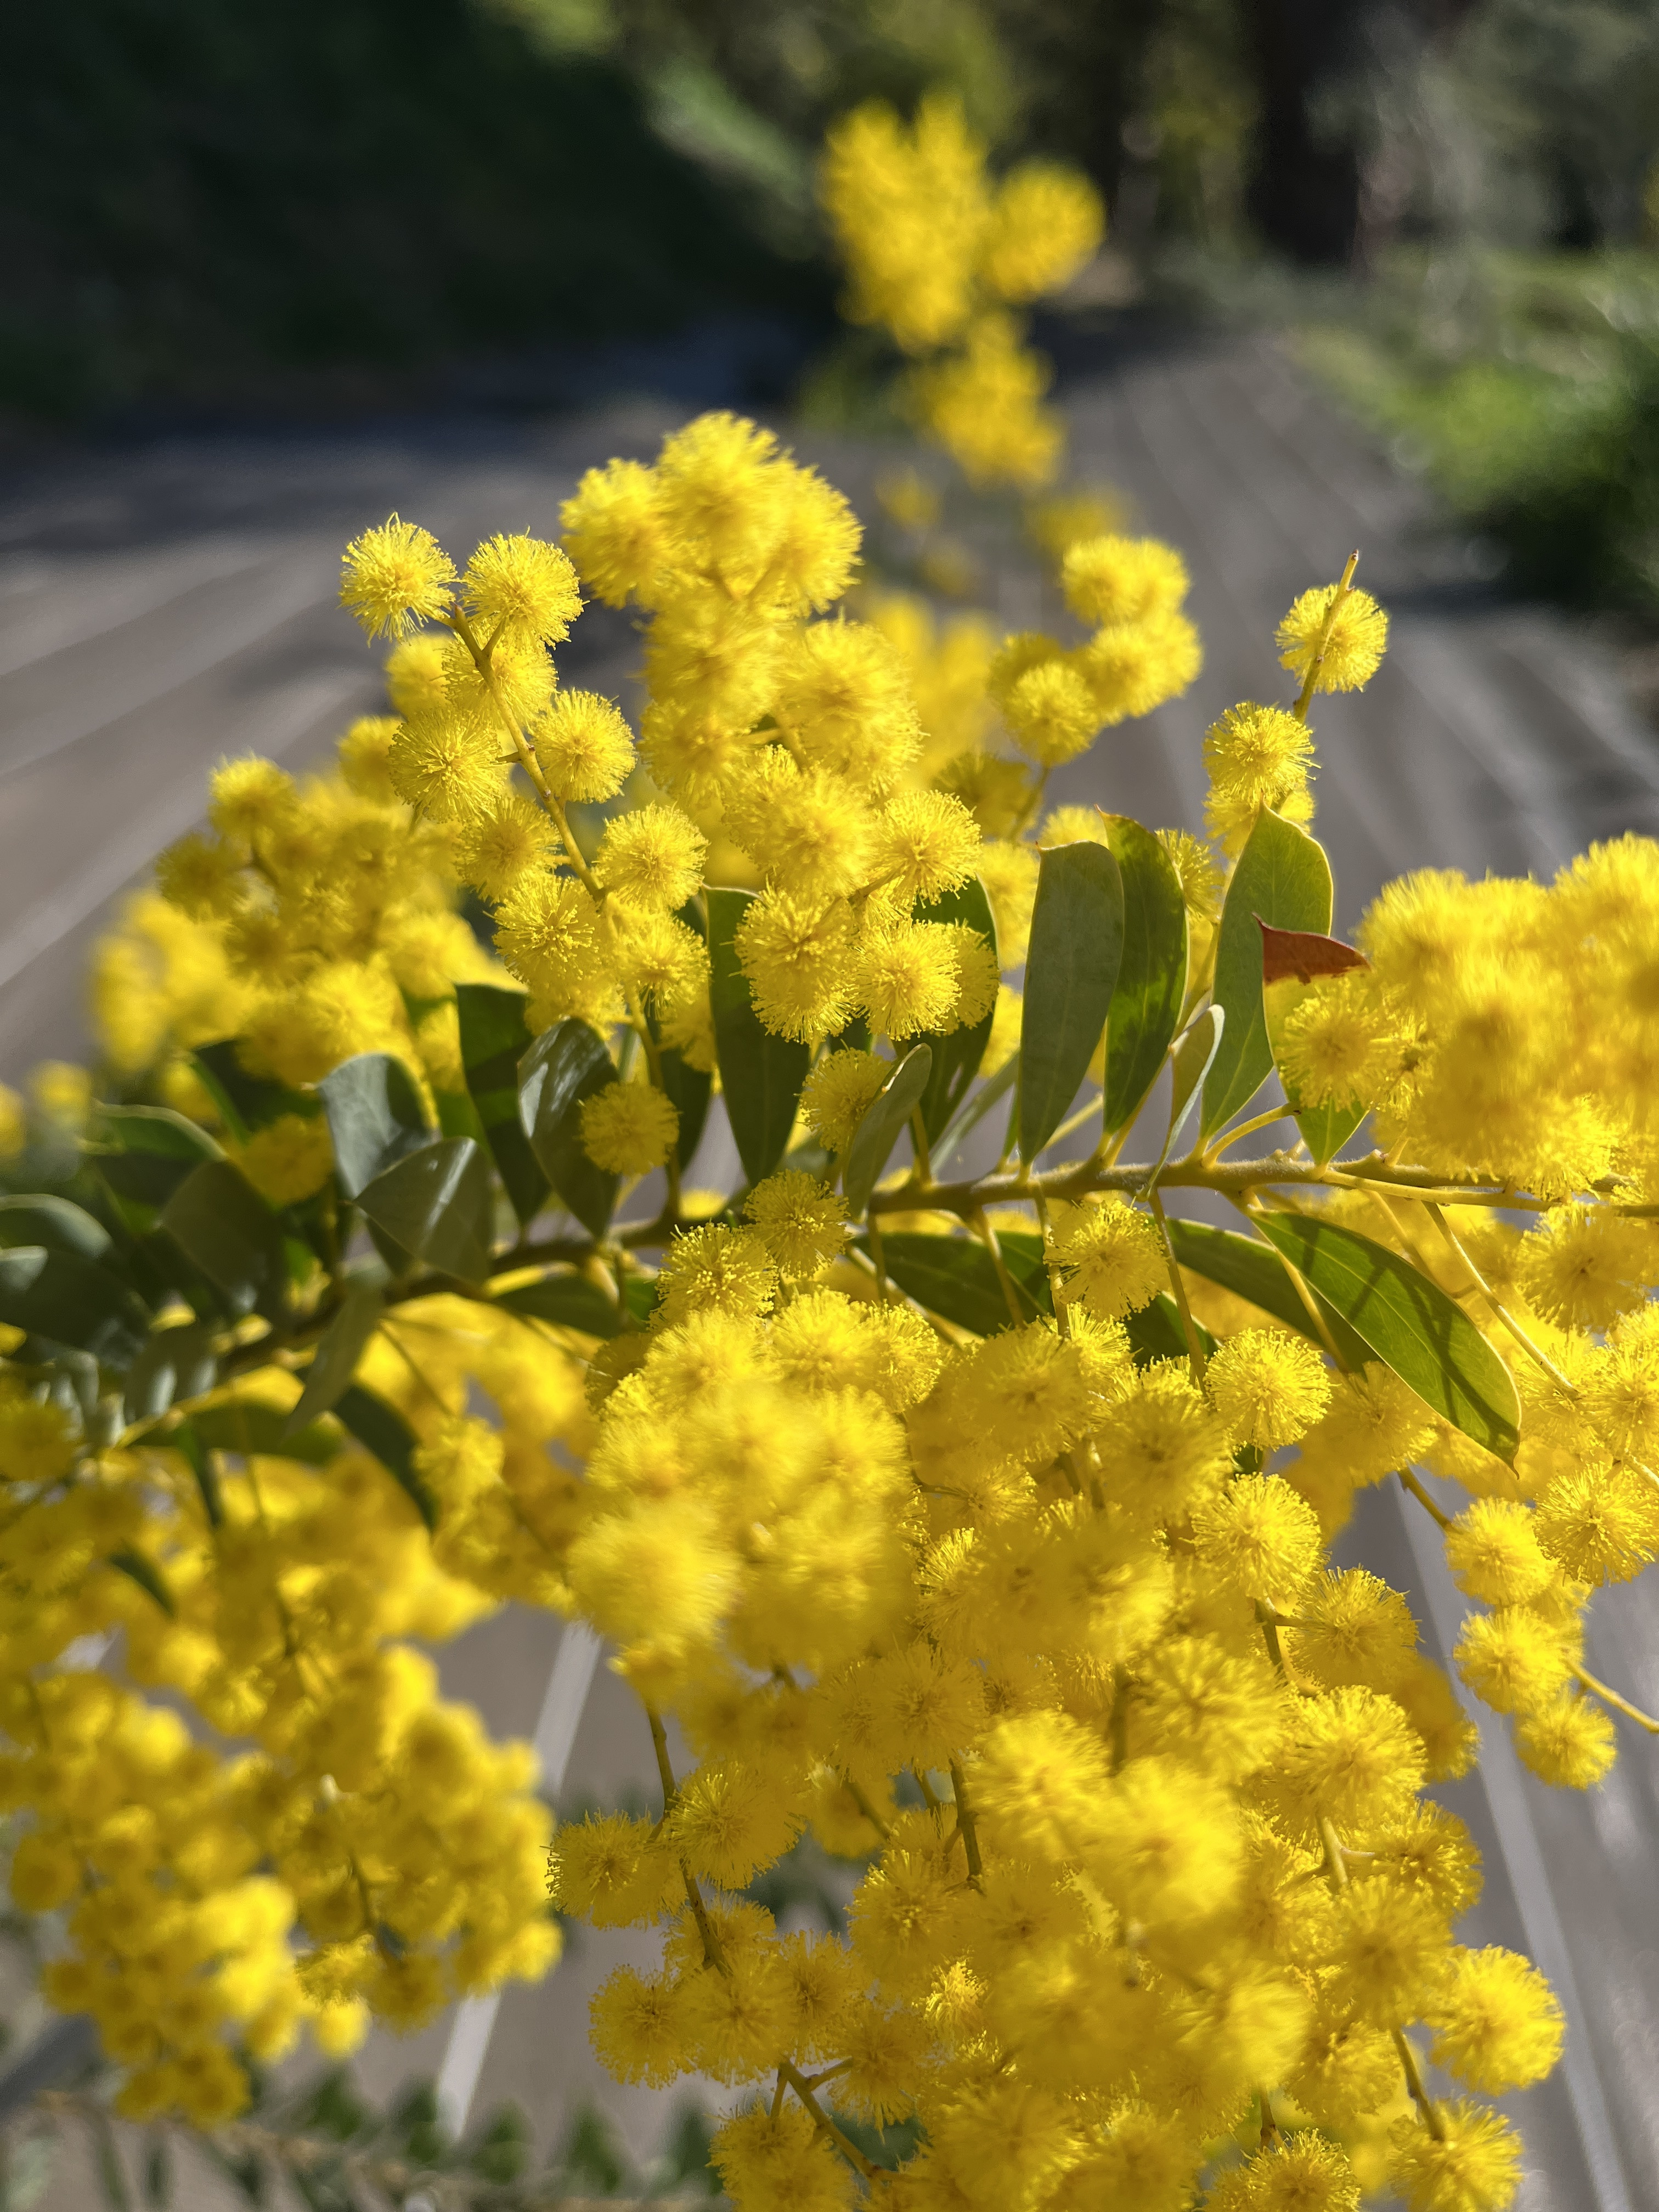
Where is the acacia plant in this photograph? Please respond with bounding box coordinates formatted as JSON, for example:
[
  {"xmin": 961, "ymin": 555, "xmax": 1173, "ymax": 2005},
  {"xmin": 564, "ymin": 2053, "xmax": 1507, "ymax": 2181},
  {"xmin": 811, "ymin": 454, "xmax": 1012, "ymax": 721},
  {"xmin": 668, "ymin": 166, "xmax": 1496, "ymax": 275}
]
[{"xmin": 0, "ymin": 402, "xmax": 1655, "ymax": 2212}]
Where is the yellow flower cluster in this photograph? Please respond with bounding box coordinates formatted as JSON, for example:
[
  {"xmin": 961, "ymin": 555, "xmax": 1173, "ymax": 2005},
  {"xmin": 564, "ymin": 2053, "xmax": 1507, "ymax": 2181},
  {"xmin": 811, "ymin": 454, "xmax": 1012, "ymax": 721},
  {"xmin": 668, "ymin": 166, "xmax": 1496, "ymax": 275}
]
[
  {"xmin": 567, "ymin": 1254, "xmax": 1556, "ymax": 2212},
  {"xmin": 821, "ymin": 94, "xmax": 1102, "ymax": 488},
  {"xmin": 0, "ymin": 1299, "xmax": 579, "ymax": 2124},
  {"xmin": 97, "ymin": 719, "xmax": 495, "ymax": 1104},
  {"xmin": 5, "ymin": 400, "xmax": 1658, "ymax": 2212},
  {"xmin": 989, "ymin": 536, "xmax": 1203, "ymax": 785}
]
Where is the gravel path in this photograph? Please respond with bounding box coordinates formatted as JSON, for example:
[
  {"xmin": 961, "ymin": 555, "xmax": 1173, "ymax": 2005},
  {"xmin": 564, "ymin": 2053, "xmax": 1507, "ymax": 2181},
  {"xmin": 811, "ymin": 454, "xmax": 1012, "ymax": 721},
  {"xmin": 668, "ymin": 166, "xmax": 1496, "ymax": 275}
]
[{"xmin": 3, "ymin": 331, "xmax": 1657, "ymax": 2209}]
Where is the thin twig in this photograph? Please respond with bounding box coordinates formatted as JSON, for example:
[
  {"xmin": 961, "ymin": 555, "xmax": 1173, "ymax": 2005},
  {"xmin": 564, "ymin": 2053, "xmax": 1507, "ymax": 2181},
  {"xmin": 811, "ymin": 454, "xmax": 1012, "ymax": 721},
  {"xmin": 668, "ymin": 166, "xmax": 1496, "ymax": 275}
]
[{"xmin": 1573, "ymin": 1663, "xmax": 1659, "ymax": 1734}]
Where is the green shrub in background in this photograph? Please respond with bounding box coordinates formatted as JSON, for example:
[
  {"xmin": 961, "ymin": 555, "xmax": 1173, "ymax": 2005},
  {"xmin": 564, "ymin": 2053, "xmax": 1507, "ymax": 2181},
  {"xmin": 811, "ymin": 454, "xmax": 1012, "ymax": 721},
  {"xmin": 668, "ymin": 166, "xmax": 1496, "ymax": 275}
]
[
  {"xmin": 1297, "ymin": 254, "xmax": 1659, "ymax": 618},
  {"xmin": 0, "ymin": 0, "xmax": 826, "ymax": 420}
]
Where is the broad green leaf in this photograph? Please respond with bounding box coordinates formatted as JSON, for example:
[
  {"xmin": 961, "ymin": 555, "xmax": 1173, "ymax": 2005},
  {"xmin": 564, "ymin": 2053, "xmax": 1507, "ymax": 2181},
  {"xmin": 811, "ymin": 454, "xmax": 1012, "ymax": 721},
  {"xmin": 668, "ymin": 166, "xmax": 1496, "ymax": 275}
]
[
  {"xmin": 356, "ymin": 1139, "xmax": 493, "ymax": 1284},
  {"xmin": 659, "ymin": 1046, "xmax": 713, "ymax": 1174},
  {"xmin": 493, "ymin": 1272, "xmax": 624, "ymax": 1339},
  {"xmin": 435, "ymin": 1084, "xmax": 490, "ymax": 1147},
  {"xmin": 170, "ymin": 1420, "xmax": 223, "ymax": 1527},
  {"xmin": 92, "ymin": 2102, "xmax": 136, "ymax": 2212},
  {"xmin": 1165, "ymin": 1217, "xmax": 1372, "ymax": 1369},
  {"xmin": 334, "ymin": 1385, "xmax": 438, "ymax": 1528},
  {"xmin": 1200, "ymin": 811, "xmax": 1333, "ymax": 1142},
  {"xmin": 106, "ymin": 1544, "xmax": 174, "ymax": 1618},
  {"xmin": 932, "ymin": 1053, "xmax": 1017, "ymax": 1172},
  {"xmin": 468, "ymin": 2104, "xmax": 535, "ymax": 2186},
  {"xmin": 706, "ymin": 886, "xmax": 811, "ymax": 1185},
  {"xmin": 287, "ymin": 1283, "xmax": 385, "ymax": 1431},
  {"xmin": 0, "ymin": 1245, "xmax": 151, "ymax": 1365},
  {"xmin": 190, "ymin": 1041, "xmax": 312, "ymax": 1141},
  {"xmin": 844, "ymin": 1046, "xmax": 933, "ymax": 1220},
  {"xmin": 127, "ymin": 1223, "xmax": 235, "ymax": 1329},
  {"xmin": 1019, "ymin": 843, "xmax": 1124, "ymax": 1162},
  {"xmin": 123, "ymin": 1321, "xmax": 218, "ymax": 1424},
  {"xmin": 517, "ymin": 1020, "xmax": 619, "ymax": 1242},
  {"xmin": 161, "ymin": 1161, "xmax": 287, "ymax": 1322},
  {"xmin": 1125, "ymin": 1292, "xmax": 1217, "ymax": 1369},
  {"xmin": 1099, "ymin": 816, "xmax": 1188, "ymax": 1138},
  {"xmin": 913, "ymin": 878, "xmax": 999, "ymax": 1142},
  {"xmin": 1144, "ymin": 1006, "xmax": 1226, "ymax": 1188},
  {"xmin": 190, "ymin": 1400, "xmax": 338, "ymax": 1465},
  {"xmin": 857, "ymin": 1228, "xmax": 1050, "ymax": 1335},
  {"xmin": 0, "ymin": 1194, "xmax": 112, "ymax": 1265},
  {"xmin": 1255, "ymin": 1211, "xmax": 1521, "ymax": 1462},
  {"xmin": 455, "ymin": 984, "xmax": 551, "ymax": 1225},
  {"xmin": 92, "ymin": 1105, "xmax": 222, "ymax": 1210},
  {"xmin": 43, "ymin": 1347, "xmax": 99, "ymax": 1431},
  {"xmin": 317, "ymin": 1054, "xmax": 431, "ymax": 1200},
  {"xmin": 143, "ymin": 2137, "xmax": 173, "ymax": 2212}
]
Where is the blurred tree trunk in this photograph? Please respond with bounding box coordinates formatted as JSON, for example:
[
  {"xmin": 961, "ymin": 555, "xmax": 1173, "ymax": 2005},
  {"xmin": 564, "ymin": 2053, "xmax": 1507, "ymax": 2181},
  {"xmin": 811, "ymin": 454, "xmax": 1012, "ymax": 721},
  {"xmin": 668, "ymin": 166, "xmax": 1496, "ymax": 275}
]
[
  {"xmin": 991, "ymin": 0, "xmax": 1165, "ymax": 213},
  {"xmin": 1237, "ymin": 0, "xmax": 1364, "ymax": 261}
]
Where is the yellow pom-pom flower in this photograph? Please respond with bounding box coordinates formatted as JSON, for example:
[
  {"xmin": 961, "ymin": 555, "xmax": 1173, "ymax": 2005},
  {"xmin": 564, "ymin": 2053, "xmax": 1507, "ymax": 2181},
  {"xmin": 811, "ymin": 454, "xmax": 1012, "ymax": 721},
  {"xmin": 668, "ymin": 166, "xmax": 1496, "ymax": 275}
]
[
  {"xmin": 1203, "ymin": 701, "xmax": 1315, "ymax": 851},
  {"xmin": 871, "ymin": 790, "xmax": 981, "ymax": 901},
  {"xmin": 455, "ymin": 796, "xmax": 557, "ymax": 901},
  {"xmin": 579, "ymin": 1081, "xmax": 679, "ymax": 1175},
  {"xmin": 1001, "ymin": 655, "xmax": 1101, "ymax": 767},
  {"xmin": 594, "ymin": 804, "xmax": 707, "ymax": 911},
  {"xmin": 1193, "ymin": 1474, "xmax": 1324, "ymax": 1605},
  {"xmin": 1388, "ymin": 2100, "xmax": 1521, "ymax": 2212},
  {"xmin": 1277, "ymin": 583, "xmax": 1390, "ymax": 696},
  {"xmin": 1444, "ymin": 1501, "xmax": 1553, "ymax": 1607},
  {"xmin": 856, "ymin": 919, "xmax": 962, "ymax": 1039},
  {"xmin": 1516, "ymin": 1204, "xmax": 1657, "ymax": 1330},
  {"xmin": 1277, "ymin": 970, "xmax": 1407, "ymax": 1110},
  {"xmin": 388, "ymin": 715, "xmax": 503, "ymax": 823},
  {"xmin": 340, "ymin": 515, "xmax": 457, "ymax": 639},
  {"xmin": 208, "ymin": 757, "xmax": 297, "ymax": 849},
  {"xmin": 461, "ymin": 533, "xmax": 581, "ymax": 645},
  {"xmin": 155, "ymin": 832, "xmax": 244, "ymax": 921},
  {"xmin": 560, "ymin": 458, "xmax": 668, "ymax": 607},
  {"xmin": 533, "ymin": 690, "xmax": 636, "ymax": 802},
  {"xmin": 1427, "ymin": 1946, "xmax": 1565, "ymax": 2094},
  {"xmin": 978, "ymin": 162, "xmax": 1103, "ymax": 303},
  {"xmin": 236, "ymin": 1115, "xmax": 334, "ymax": 1207},
  {"xmin": 736, "ymin": 889, "xmax": 856, "ymax": 1042},
  {"xmin": 744, "ymin": 1172, "xmax": 850, "ymax": 1277},
  {"xmin": 1454, "ymin": 1606, "xmax": 1576, "ymax": 1714},
  {"xmin": 1060, "ymin": 534, "xmax": 1189, "ymax": 628},
  {"xmin": 1206, "ymin": 1329, "xmax": 1333, "ymax": 1449},
  {"xmin": 1515, "ymin": 1693, "xmax": 1617, "ymax": 1787},
  {"xmin": 800, "ymin": 1049, "xmax": 890, "ymax": 1153},
  {"xmin": 1051, "ymin": 1199, "xmax": 1166, "ymax": 1321}
]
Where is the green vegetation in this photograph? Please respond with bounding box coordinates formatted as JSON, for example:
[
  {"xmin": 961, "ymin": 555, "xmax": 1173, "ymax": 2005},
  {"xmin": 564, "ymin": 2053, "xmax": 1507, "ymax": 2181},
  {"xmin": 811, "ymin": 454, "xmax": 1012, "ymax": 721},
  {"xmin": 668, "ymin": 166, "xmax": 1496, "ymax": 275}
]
[
  {"xmin": 0, "ymin": 0, "xmax": 825, "ymax": 419},
  {"xmin": 1297, "ymin": 252, "xmax": 1659, "ymax": 618}
]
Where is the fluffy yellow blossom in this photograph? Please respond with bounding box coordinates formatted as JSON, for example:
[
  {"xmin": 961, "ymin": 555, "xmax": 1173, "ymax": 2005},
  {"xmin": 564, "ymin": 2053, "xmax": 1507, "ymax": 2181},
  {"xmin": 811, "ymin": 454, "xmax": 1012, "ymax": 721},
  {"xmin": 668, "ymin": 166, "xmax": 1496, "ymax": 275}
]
[
  {"xmin": 461, "ymin": 532, "xmax": 581, "ymax": 645},
  {"xmin": 1206, "ymin": 1329, "xmax": 1334, "ymax": 1449},
  {"xmin": 1052, "ymin": 1199, "xmax": 1166, "ymax": 1321},
  {"xmin": 1278, "ymin": 583, "xmax": 1390, "ymax": 695},
  {"xmin": 8, "ymin": 377, "xmax": 1627, "ymax": 2209},
  {"xmin": 533, "ymin": 690, "xmax": 635, "ymax": 802},
  {"xmin": 339, "ymin": 515, "xmax": 456, "ymax": 637},
  {"xmin": 743, "ymin": 1172, "xmax": 850, "ymax": 1277},
  {"xmin": 800, "ymin": 1049, "xmax": 890, "ymax": 1154},
  {"xmin": 236, "ymin": 1114, "xmax": 334, "ymax": 1206},
  {"xmin": 1204, "ymin": 701, "xmax": 1316, "ymax": 850},
  {"xmin": 1061, "ymin": 534, "xmax": 1189, "ymax": 628},
  {"xmin": 580, "ymin": 1081, "xmax": 679, "ymax": 1174}
]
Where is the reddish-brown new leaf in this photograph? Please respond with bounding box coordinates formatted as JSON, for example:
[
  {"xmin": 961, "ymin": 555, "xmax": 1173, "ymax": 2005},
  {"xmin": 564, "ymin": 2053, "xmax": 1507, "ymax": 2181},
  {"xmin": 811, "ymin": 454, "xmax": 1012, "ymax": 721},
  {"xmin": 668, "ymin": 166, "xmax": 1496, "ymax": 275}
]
[{"xmin": 1256, "ymin": 917, "xmax": 1370, "ymax": 986}]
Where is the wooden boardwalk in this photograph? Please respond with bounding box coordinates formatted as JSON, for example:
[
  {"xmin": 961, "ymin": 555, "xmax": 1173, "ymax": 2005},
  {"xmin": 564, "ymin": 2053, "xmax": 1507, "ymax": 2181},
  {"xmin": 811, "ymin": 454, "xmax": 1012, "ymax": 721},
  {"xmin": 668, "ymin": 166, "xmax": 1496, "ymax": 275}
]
[{"xmin": 2, "ymin": 334, "xmax": 1657, "ymax": 2209}]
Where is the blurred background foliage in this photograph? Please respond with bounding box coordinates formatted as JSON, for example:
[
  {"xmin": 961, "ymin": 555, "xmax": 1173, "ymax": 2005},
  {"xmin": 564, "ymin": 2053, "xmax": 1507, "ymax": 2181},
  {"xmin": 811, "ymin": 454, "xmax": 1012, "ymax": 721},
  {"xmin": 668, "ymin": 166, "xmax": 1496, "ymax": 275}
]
[{"xmin": 2, "ymin": 0, "xmax": 1657, "ymax": 584}]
